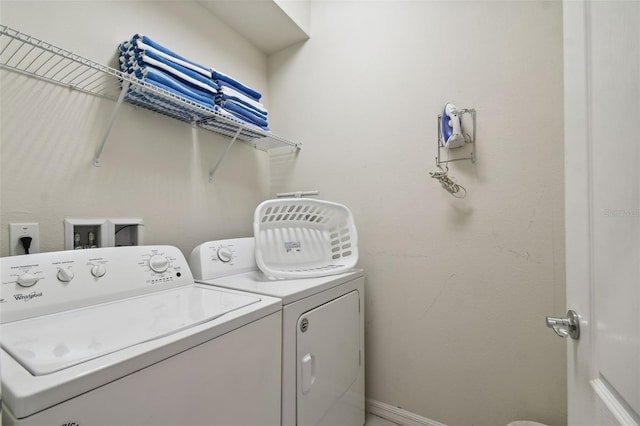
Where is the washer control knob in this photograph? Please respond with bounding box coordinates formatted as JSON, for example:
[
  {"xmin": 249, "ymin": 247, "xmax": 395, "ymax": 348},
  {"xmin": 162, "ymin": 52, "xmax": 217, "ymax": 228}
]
[
  {"xmin": 217, "ymin": 247, "xmax": 233, "ymax": 263},
  {"xmin": 148, "ymin": 255, "xmax": 170, "ymax": 273},
  {"xmin": 57, "ymin": 267, "xmax": 75, "ymax": 283},
  {"xmin": 16, "ymin": 273, "xmax": 39, "ymax": 288},
  {"xmin": 91, "ymin": 264, "xmax": 107, "ymax": 278}
]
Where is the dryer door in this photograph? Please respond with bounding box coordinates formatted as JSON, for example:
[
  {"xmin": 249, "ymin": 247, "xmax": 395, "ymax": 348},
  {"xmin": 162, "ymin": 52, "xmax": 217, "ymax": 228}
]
[{"xmin": 296, "ymin": 290, "xmax": 360, "ymax": 426}]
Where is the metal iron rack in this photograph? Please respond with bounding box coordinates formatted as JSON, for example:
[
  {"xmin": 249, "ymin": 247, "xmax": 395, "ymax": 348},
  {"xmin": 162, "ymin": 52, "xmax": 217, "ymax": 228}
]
[{"xmin": 0, "ymin": 25, "xmax": 301, "ymax": 181}]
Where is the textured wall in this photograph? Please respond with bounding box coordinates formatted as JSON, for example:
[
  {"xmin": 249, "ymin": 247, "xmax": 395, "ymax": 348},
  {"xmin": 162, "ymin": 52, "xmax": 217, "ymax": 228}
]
[
  {"xmin": 268, "ymin": 1, "xmax": 566, "ymax": 425},
  {"xmin": 0, "ymin": 1, "xmax": 271, "ymax": 257}
]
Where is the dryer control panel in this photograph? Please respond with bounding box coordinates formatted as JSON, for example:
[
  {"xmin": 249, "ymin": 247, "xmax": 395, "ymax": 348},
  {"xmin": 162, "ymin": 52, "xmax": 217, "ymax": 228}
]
[
  {"xmin": 0, "ymin": 245, "xmax": 194, "ymax": 323},
  {"xmin": 189, "ymin": 237, "xmax": 257, "ymax": 280}
]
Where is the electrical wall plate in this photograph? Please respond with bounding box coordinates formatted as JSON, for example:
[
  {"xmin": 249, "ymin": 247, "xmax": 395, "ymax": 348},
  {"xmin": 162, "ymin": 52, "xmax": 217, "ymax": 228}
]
[
  {"xmin": 9, "ymin": 223, "xmax": 40, "ymax": 255},
  {"xmin": 109, "ymin": 219, "xmax": 144, "ymax": 247},
  {"xmin": 64, "ymin": 219, "xmax": 109, "ymax": 250}
]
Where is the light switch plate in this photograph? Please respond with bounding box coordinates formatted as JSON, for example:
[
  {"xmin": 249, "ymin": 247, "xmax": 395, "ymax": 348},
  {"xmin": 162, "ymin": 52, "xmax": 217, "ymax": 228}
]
[{"xmin": 9, "ymin": 223, "xmax": 40, "ymax": 255}]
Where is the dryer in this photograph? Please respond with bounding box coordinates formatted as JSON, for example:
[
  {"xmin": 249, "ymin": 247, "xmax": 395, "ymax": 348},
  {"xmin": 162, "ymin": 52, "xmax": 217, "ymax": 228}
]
[
  {"xmin": 190, "ymin": 237, "xmax": 365, "ymax": 426},
  {"xmin": 1, "ymin": 245, "xmax": 282, "ymax": 426}
]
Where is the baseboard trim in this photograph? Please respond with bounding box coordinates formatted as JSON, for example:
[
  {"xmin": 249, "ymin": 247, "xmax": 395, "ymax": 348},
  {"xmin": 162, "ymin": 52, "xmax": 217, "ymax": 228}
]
[{"xmin": 366, "ymin": 399, "xmax": 447, "ymax": 426}]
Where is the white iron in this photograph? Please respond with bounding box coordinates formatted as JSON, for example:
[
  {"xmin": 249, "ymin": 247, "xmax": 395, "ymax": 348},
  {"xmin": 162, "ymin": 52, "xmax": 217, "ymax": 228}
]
[{"xmin": 441, "ymin": 103, "xmax": 465, "ymax": 149}]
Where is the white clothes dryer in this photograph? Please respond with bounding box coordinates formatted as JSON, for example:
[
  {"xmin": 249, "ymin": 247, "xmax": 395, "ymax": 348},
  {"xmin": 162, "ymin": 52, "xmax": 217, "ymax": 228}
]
[
  {"xmin": 1, "ymin": 245, "xmax": 282, "ymax": 426},
  {"xmin": 190, "ymin": 237, "xmax": 365, "ymax": 426}
]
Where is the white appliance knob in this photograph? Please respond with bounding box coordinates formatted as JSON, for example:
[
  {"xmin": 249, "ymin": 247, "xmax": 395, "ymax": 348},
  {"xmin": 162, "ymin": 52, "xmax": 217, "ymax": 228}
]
[
  {"xmin": 148, "ymin": 255, "xmax": 170, "ymax": 273},
  {"xmin": 16, "ymin": 273, "xmax": 39, "ymax": 287},
  {"xmin": 57, "ymin": 267, "xmax": 75, "ymax": 282},
  {"xmin": 91, "ymin": 264, "xmax": 107, "ymax": 278},
  {"xmin": 217, "ymin": 247, "xmax": 232, "ymax": 263}
]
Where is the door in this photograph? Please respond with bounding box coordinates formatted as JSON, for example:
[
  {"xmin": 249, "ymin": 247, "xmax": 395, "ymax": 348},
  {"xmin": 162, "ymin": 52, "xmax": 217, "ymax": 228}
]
[
  {"xmin": 564, "ymin": 0, "xmax": 640, "ymax": 424},
  {"xmin": 296, "ymin": 290, "xmax": 360, "ymax": 426}
]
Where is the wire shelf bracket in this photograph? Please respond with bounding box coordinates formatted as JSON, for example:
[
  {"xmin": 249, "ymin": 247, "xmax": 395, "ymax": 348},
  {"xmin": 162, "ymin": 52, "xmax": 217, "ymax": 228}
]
[
  {"xmin": 94, "ymin": 80, "xmax": 130, "ymax": 167},
  {"xmin": 209, "ymin": 127, "xmax": 241, "ymax": 182}
]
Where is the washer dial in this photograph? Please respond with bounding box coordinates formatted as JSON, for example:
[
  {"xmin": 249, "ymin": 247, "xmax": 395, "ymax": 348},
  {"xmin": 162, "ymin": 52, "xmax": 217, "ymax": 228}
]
[
  {"xmin": 57, "ymin": 267, "xmax": 75, "ymax": 282},
  {"xmin": 16, "ymin": 273, "xmax": 39, "ymax": 288},
  {"xmin": 91, "ymin": 264, "xmax": 107, "ymax": 278},
  {"xmin": 148, "ymin": 255, "xmax": 170, "ymax": 273}
]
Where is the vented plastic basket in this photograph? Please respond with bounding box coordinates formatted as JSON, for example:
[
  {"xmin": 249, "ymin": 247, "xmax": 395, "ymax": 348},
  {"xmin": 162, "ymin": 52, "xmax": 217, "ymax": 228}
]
[{"xmin": 253, "ymin": 199, "xmax": 358, "ymax": 278}]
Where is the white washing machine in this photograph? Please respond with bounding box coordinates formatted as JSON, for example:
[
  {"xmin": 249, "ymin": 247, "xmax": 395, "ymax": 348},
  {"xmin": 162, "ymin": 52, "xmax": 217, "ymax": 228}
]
[
  {"xmin": 190, "ymin": 237, "xmax": 365, "ymax": 426},
  {"xmin": 0, "ymin": 245, "xmax": 282, "ymax": 426}
]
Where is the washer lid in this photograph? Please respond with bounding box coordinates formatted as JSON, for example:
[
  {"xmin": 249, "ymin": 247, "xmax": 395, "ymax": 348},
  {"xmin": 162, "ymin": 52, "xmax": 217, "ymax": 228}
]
[{"xmin": 1, "ymin": 284, "xmax": 259, "ymax": 376}]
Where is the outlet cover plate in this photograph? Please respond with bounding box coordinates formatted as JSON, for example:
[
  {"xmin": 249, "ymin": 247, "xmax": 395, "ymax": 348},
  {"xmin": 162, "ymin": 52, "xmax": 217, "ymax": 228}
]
[{"xmin": 9, "ymin": 223, "xmax": 40, "ymax": 255}]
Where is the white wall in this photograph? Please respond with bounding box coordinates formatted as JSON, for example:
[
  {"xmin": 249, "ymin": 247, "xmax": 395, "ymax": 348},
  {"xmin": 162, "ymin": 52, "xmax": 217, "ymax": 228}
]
[
  {"xmin": 268, "ymin": 1, "xmax": 566, "ymax": 425},
  {"xmin": 275, "ymin": 0, "xmax": 311, "ymax": 35},
  {"xmin": 0, "ymin": 1, "xmax": 271, "ymax": 257}
]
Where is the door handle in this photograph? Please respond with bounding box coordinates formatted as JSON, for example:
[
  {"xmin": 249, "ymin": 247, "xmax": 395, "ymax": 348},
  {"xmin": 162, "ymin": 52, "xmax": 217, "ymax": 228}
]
[
  {"xmin": 546, "ymin": 310, "xmax": 580, "ymax": 340},
  {"xmin": 301, "ymin": 353, "xmax": 316, "ymax": 394}
]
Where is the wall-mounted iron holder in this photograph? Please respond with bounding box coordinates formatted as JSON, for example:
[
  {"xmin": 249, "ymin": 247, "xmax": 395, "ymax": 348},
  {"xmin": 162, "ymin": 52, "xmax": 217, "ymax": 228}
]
[{"xmin": 436, "ymin": 108, "xmax": 476, "ymax": 167}]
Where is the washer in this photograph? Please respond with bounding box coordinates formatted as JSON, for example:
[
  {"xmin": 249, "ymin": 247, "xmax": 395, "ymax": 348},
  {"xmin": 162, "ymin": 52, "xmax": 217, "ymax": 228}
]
[
  {"xmin": 1, "ymin": 245, "xmax": 282, "ymax": 426},
  {"xmin": 190, "ymin": 237, "xmax": 365, "ymax": 426}
]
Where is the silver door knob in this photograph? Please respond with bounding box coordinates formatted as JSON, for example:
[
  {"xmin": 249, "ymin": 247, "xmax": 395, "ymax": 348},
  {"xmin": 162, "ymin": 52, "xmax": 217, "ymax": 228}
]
[{"xmin": 546, "ymin": 310, "xmax": 580, "ymax": 340}]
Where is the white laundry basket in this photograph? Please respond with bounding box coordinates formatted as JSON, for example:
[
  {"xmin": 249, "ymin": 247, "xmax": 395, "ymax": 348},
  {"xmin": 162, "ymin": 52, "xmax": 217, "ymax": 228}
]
[{"xmin": 253, "ymin": 198, "xmax": 358, "ymax": 278}]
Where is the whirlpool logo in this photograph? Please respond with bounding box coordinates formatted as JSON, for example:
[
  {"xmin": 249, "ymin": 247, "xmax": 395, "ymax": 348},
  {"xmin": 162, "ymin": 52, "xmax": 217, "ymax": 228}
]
[{"xmin": 14, "ymin": 291, "xmax": 43, "ymax": 302}]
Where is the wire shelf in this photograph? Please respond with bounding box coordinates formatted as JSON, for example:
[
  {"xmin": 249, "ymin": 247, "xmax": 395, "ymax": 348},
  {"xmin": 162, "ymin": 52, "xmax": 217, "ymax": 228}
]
[{"xmin": 0, "ymin": 24, "xmax": 301, "ymax": 152}]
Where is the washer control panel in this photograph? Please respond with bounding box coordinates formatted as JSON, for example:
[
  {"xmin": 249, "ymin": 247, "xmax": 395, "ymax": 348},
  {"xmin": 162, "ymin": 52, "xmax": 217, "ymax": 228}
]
[
  {"xmin": 1, "ymin": 245, "xmax": 193, "ymax": 323},
  {"xmin": 189, "ymin": 237, "xmax": 257, "ymax": 280}
]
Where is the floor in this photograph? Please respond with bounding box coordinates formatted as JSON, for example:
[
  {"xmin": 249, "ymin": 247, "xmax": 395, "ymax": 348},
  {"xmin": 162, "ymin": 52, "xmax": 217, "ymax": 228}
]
[{"xmin": 366, "ymin": 412, "xmax": 400, "ymax": 426}]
